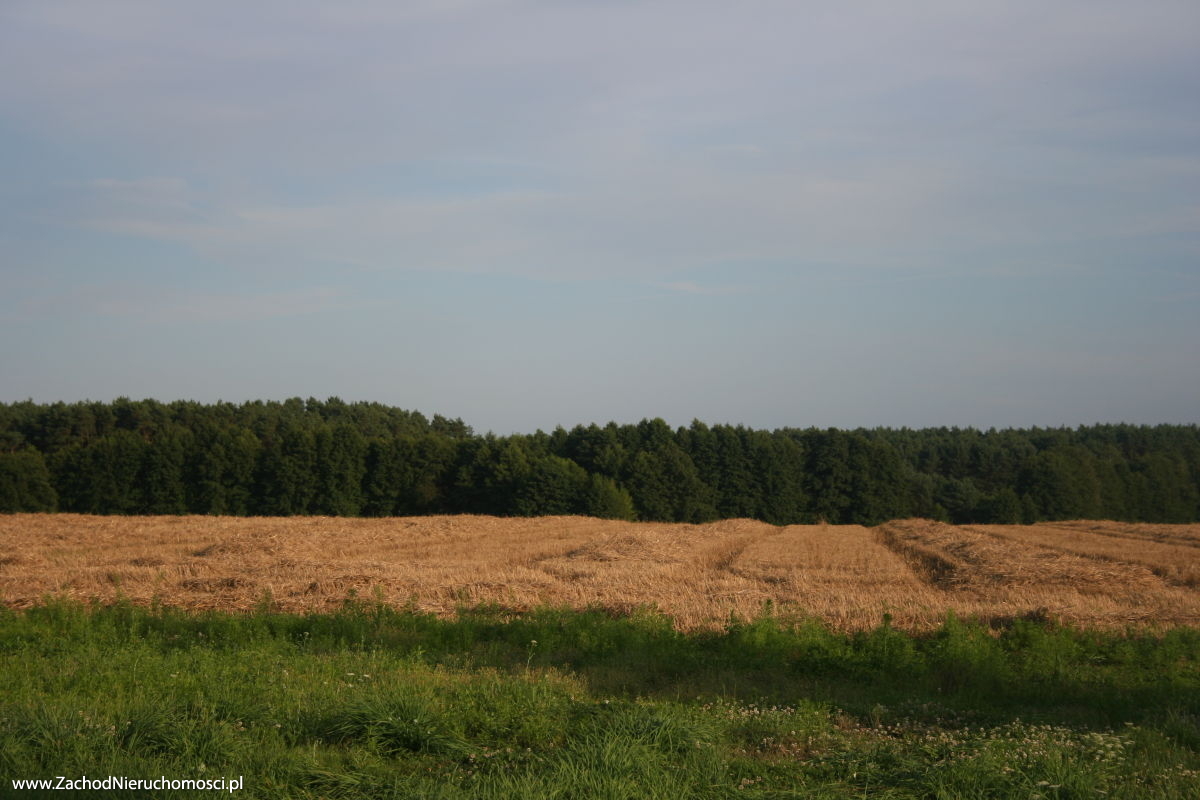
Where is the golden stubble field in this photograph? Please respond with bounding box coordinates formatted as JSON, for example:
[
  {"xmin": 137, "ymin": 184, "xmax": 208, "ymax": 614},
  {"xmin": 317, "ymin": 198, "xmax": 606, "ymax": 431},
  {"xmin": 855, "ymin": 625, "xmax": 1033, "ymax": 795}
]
[{"xmin": 2, "ymin": 514, "xmax": 1198, "ymax": 631}]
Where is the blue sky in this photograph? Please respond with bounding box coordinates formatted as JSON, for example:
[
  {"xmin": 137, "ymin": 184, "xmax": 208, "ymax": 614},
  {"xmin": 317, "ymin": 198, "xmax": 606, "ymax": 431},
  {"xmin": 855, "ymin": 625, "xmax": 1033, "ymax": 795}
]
[{"xmin": 2, "ymin": 0, "xmax": 1197, "ymax": 434}]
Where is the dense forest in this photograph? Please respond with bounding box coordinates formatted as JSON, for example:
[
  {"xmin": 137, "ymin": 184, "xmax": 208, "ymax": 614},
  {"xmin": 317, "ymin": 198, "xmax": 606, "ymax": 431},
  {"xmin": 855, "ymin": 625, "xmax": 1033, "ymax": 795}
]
[{"xmin": 1, "ymin": 398, "xmax": 1198, "ymax": 524}]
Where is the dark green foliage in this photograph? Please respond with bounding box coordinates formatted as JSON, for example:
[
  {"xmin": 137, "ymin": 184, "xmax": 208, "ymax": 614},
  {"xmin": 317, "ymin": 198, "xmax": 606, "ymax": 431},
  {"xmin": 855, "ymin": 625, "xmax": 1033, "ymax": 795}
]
[
  {"xmin": 628, "ymin": 444, "xmax": 718, "ymax": 522},
  {"xmin": 313, "ymin": 425, "xmax": 366, "ymax": 516},
  {"xmin": 140, "ymin": 428, "xmax": 190, "ymax": 514},
  {"xmin": 255, "ymin": 425, "xmax": 318, "ymax": 515},
  {"xmin": 1020, "ymin": 446, "xmax": 1103, "ymax": 520},
  {"xmin": 904, "ymin": 469, "xmax": 946, "ymax": 520},
  {"xmin": 65, "ymin": 430, "xmax": 146, "ymax": 514},
  {"xmin": 1, "ymin": 399, "xmax": 1198, "ymax": 524},
  {"xmin": 186, "ymin": 428, "xmax": 260, "ymax": 515},
  {"xmin": 514, "ymin": 455, "xmax": 589, "ymax": 516},
  {"xmin": 755, "ymin": 433, "xmax": 806, "ymax": 524},
  {"xmin": 713, "ymin": 425, "xmax": 759, "ymax": 518},
  {"xmin": 1130, "ymin": 453, "xmax": 1199, "ymax": 523},
  {"xmin": 581, "ymin": 473, "xmax": 636, "ymax": 520},
  {"xmin": 804, "ymin": 429, "xmax": 855, "ymax": 523},
  {"xmin": 792, "ymin": 429, "xmax": 911, "ymax": 525},
  {"xmin": 846, "ymin": 435, "xmax": 907, "ymax": 524},
  {"xmin": 363, "ymin": 434, "xmax": 456, "ymax": 516},
  {"xmin": 977, "ymin": 487, "xmax": 1024, "ymax": 524},
  {"xmin": 627, "ymin": 451, "xmax": 671, "ymax": 521},
  {"xmin": 451, "ymin": 438, "xmax": 522, "ymax": 514},
  {"xmin": 938, "ymin": 476, "xmax": 983, "ymax": 524},
  {"xmin": 0, "ymin": 449, "xmax": 57, "ymax": 512}
]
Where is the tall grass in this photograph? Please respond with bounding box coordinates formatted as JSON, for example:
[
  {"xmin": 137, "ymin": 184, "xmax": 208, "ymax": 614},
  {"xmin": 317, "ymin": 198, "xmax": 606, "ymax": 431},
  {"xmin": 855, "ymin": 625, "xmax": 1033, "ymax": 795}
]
[{"xmin": 2, "ymin": 601, "xmax": 1199, "ymax": 798}]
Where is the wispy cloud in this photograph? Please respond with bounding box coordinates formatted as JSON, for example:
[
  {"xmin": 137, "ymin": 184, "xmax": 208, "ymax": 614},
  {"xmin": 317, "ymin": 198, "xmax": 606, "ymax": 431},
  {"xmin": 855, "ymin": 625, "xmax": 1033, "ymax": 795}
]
[
  {"xmin": 88, "ymin": 177, "xmax": 192, "ymax": 206},
  {"xmin": 14, "ymin": 283, "xmax": 356, "ymax": 324},
  {"xmin": 136, "ymin": 286, "xmax": 355, "ymax": 323},
  {"xmin": 659, "ymin": 281, "xmax": 749, "ymax": 296},
  {"xmin": 1, "ymin": 0, "xmax": 1191, "ymax": 286},
  {"xmin": 2, "ymin": 1, "xmax": 1198, "ymax": 427}
]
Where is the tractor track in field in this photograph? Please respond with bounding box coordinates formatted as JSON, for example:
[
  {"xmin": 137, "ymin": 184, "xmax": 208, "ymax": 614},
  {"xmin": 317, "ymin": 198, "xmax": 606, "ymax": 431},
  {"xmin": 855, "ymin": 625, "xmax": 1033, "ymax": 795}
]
[{"xmin": 3, "ymin": 514, "xmax": 1200, "ymax": 630}]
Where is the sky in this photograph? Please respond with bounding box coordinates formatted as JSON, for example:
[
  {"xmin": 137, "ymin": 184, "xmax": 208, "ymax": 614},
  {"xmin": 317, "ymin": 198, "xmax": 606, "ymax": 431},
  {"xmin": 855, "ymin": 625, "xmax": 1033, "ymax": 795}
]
[{"xmin": 2, "ymin": 0, "xmax": 1198, "ymax": 434}]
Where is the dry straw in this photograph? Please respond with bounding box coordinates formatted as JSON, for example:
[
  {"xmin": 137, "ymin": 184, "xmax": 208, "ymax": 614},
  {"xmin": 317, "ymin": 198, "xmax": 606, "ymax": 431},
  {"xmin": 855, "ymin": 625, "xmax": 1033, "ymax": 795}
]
[{"xmin": 1, "ymin": 514, "xmax": 1198, "ymax": 631}]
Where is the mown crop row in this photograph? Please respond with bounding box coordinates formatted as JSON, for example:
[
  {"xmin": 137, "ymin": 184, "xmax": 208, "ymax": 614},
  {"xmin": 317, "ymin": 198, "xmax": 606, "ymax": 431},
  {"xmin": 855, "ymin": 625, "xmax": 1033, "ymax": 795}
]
[{"xmin": 5, "ymin": 515, "xmax": 1199, "ymax": 631}]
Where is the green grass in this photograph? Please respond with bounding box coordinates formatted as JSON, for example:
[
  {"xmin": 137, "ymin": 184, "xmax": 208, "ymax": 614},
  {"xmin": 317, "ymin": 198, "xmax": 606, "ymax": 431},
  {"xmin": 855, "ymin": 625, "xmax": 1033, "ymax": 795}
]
[{"xmin": 2, "ymin": 600, "xmax": 1199, "ymax": 798}]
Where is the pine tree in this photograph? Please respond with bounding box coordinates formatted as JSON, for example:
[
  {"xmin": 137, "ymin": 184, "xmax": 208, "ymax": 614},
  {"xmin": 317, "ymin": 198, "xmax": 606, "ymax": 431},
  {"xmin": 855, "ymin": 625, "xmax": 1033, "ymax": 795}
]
[
  {"xmin": 256, "ymin": 426, "xmax": 317, "ymax": 515},
  {"xmin": 140, "ymin": 428, "xmax": 189, "ymax": 514},
  {"xmin": 314, "ymin": 424, "xmax": 366, "ymax": 516},
  {"xmin": 0, "ymin": 449, "xmax": 57, "ymax": 512}
]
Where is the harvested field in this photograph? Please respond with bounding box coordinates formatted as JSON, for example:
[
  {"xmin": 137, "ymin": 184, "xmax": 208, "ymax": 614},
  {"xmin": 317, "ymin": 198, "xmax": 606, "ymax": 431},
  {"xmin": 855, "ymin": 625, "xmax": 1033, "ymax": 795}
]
[
  {"xmin": 1, "ymin": 514, "xmax": 1198, "ymax": 631},
  {"xmin": 966, "ymin": 521, "xmax": 1200, "ymax": 588},
  {"xmin": 875, "ymin": 519, "xmax": 1200, "ymax": 627}
]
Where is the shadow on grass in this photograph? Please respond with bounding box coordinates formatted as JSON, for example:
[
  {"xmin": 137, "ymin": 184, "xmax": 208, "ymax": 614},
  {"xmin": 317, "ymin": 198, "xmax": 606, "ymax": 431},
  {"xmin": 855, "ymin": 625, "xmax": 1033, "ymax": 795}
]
[{"xmin": 4, "ymin": 598, "xmax": 1198, "ymax": 735}]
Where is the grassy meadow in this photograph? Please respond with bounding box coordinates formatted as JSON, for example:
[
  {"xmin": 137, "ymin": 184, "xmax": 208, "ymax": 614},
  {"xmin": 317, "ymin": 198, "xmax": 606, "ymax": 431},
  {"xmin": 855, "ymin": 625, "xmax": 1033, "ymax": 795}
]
[{"xmin": 2, "ymin": 600, "xmax": 1200, "ymax": 798}]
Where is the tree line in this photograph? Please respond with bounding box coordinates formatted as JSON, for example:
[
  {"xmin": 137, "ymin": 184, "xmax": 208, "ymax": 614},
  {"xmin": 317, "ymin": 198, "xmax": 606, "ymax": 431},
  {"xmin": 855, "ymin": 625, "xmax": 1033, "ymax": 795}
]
[{"xmin": 1, "ymin": 398, "xmax": 1197, "ymax": 524}]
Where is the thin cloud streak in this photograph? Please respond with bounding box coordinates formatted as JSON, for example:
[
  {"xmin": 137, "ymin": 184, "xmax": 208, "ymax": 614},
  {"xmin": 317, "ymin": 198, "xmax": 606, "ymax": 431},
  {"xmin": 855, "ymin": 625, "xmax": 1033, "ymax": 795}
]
[
  {"xmin": 13, "ymin": 283, "xmax": 357, "ymax": 325},
  {"xmin": 4, "ymin": 2, "xmax": 1195, "ymax": 282},
  {"xmin": 659, "ymin": 282, "xmax": 750, "ymax": 296}
]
